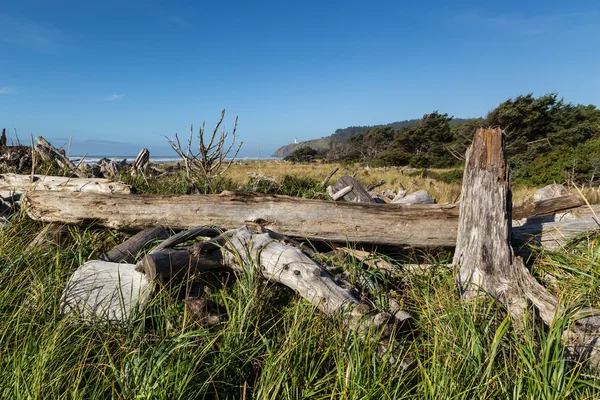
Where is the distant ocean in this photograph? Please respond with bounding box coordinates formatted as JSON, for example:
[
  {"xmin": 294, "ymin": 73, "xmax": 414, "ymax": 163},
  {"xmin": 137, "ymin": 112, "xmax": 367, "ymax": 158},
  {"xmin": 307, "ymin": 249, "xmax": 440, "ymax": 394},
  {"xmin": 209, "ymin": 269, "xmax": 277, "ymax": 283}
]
[{"xmin": 69, "ymin": 156, "xmax": 280, "ymax": 164}]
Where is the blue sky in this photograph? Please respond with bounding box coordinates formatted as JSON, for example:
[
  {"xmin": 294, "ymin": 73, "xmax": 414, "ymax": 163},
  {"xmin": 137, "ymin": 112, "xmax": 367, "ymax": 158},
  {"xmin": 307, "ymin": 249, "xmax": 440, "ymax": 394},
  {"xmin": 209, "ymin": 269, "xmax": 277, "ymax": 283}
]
[{"xmin": 1, "ymin": 0, "xmax": 599, "ymax": 156}]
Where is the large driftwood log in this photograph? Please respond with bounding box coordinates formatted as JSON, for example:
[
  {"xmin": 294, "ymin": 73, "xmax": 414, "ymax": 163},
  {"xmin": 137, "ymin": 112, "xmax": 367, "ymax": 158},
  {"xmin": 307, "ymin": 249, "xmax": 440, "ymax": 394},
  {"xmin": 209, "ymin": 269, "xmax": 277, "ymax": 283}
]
[
  {"xmin": 513, "ymin": 206, "xmax": 600, "ymax": 250},
  {"xmin": 453, "ymin": 128, "xmax": 600, "ymax": 369},
  {"xmin": 0, "ymin": 173, "xmax": 132, "ymax": 197},
  {"xmin": 24, "ymin": 191, "xmax": 599, "ymax": 249},
  {"xmin": 512, "ymin": 194, "xmax": 582, "ymax": 220},
  {"xmin": 142, "ymin": 227, "xmax": 412, "ymax": 341},
  {"xmin": 25, "ymin": 191, "xmax": 459, "ymax": 246}
]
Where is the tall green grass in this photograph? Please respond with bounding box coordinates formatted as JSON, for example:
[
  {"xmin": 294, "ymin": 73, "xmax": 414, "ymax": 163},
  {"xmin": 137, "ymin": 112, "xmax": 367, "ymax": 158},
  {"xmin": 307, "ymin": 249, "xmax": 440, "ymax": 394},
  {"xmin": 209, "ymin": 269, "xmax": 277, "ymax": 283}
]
[{"xmin": 1, "ymin": 213, "xmax": 600, "ymax": 398}]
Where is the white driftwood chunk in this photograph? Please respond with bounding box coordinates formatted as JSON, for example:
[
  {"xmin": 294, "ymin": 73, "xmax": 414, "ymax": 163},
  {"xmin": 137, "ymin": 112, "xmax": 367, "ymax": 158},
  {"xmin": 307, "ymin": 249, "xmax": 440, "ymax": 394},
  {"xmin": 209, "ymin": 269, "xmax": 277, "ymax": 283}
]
[
  {"xmin": 331, "ymin": 185, "xmax": 353, "ymax": 201},
  {"xmin": 60, "ymin": 261, "xmax": 152, "ymax": 321},
  {"xmin": 223, "ymin": 226, "xmax": 359, "ymax": 315},
  {"xmin": 391, "ymin": 189, "xmax": 434, "ymax": 204},
  {"xmin": 0, "ymin": 174, "xmax": 132, "ymax": 195},
  {"xmin": 533, "ymin": 184, "xmax": 569, "ymax": 202}
]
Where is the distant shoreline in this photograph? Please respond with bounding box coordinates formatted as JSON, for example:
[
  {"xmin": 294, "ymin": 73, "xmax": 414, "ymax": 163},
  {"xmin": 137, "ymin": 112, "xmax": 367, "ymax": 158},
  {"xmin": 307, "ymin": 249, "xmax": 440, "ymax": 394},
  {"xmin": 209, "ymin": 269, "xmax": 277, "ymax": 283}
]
[{"xmin": 69, "ymin": 156, "xmax": 281, "ymax": 164}]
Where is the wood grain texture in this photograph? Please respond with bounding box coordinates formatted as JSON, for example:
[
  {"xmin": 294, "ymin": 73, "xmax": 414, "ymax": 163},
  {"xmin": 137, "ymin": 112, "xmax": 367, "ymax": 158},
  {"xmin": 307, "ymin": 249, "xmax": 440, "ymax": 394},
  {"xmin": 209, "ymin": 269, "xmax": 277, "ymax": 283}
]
[
  {"xmin": 1, "ymin": 173, "xmax": 132, "ymax": 195},
  {"xmin": 24, "ymin": 191, "xmax": 460, "ymax": 247},
  {"xmin": 24, "ymin": 190, "xmax": 599, "ymax": 249},
  {"xmin": 332, "ymin": 176, "xmax": 375, "ymax": 203}
]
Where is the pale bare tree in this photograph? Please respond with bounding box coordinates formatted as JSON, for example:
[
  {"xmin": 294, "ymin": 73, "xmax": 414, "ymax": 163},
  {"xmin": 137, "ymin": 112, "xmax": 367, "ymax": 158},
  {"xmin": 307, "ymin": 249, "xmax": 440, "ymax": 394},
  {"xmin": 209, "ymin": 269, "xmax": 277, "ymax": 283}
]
[{"xmin": 168, "ymin": 110, "xmax": 242, "ymax": 192}]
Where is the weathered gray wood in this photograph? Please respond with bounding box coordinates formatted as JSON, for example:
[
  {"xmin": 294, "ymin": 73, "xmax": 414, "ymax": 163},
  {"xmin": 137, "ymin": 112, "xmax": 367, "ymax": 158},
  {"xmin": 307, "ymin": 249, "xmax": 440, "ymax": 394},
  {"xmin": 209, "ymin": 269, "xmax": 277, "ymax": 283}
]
[
  {"xmin": 132, "ymin": 148, "xmax": 150, "ymax": 175},
  {"xmin": 391, "ymin": 187, "xmax": 407, "ymax": 202},
  {"xmin": 453, "ymin": 128, "xmax": 515, "ymax": 298},
  {"xmin": 101, "ymin": 227, "xmax": 171, "ymax": 264},
  {"xmin": 513, "ymin": 208, "xmax": 600, "ymax": 250},
  {"xmin": 391, "ymin": 189, "xmax": 434, "ymax": 205},
  {"xmin": 222, "ymin": 227, "xmax": 399, "ymax": 325},
  {"xmin": 330, "ymin": 185, "xmax": 353, "ymax": 201},
  {"xmin": 321, "ymin": 167, "xmax": 339, "ymax": 188},
  {"xmin": 332, "ymin": 176, "xmax": 375, "ymax": 203},
  {"xmin": 60, "ymin": 261, "xmax": 153, "ymax": 321},
  {"xmin": 23, "ymin": 191, "xmax": 600, "ymax": 249},
  {"xmin": 139, "ymin": 246, "xmax": 225, "ymax": 280},
  {"xmin": 366, "ymin": 180, "xmax": 386, "ymax": 191},
  {"xmin": 453, "ymin": 127, "xmax": 600, "ymax": 370},
  {"xmin": 0, "ymin": 146, "xmax": 32, "ymax": 174},
  {"xmin": 534, "ymin": 183, "xmax": 570, "ymax": 202},
  {"xmin": 0, "ymin": 173, "xmax": 132, "ymax": 195},
  {"xmin": 24, "ymin": 191, "xmax": 460, "ymax": 247},
  {"xmin": 36, "ymin": 136, "xmax": 87, "ymax": 178},
  {"xmin": 512, "ymin": 194, "xmax": 582, "ymax": 220}
]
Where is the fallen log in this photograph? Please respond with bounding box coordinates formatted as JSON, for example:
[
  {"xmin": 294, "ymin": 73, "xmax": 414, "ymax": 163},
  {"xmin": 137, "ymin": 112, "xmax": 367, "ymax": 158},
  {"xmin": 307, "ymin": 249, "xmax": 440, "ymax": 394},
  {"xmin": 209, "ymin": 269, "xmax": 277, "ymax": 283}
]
[
  {"xmin": 142, "ymin": 226, "xmax": 413, "ymax": 338},
  {"xmin": 513, "ymin": 206, "xmax": 600, "ymax": 250},
  {"xmin": 328, "ymin": 184, "xmax": 354, "ymax": 201},
  {"xmin": 60, "ymin": 225, "xmax": 413, "ymax": 367},
  {"xmin": 101, "ymin": 227, "xmax": 172, "ymax": 264},
  {"xmin": 24, "ymin": 191, "xmax": 599, "ymax": 249},
  {"xmin": 0, "ymin": 173, "xmax": 132, "ymax": 196},
  {"xmin": 24, "ymin": 191, "xmax": 460, "ymax": 247}
]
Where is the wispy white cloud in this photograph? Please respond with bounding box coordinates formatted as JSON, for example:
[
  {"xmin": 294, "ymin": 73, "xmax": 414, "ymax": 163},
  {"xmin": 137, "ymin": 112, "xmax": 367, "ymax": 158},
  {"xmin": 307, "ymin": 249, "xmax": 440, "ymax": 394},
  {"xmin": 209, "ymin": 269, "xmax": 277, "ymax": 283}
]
[
  {"xmin": 0, "ymin": 13, "xmax": 64, "ymax": 54},
  {"xmin": 0, "ymin": 87, "xmax": 18, "ymax": 94},
  {"xmin": 456, "ymin": 11, "xmax": 599, "ymax": 37},
  {"xmin": 104, "ymin": 94, "xmax": 125, "ymax": 101},
  {"xmin": 167, "ymin": 15, "xmax": 193, "ymax": 32}
]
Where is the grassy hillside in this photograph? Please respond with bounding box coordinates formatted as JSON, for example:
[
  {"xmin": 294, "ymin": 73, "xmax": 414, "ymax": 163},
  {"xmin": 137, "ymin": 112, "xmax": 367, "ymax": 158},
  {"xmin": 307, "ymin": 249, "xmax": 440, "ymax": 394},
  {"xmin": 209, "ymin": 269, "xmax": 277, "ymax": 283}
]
[{"xmin": 272, "ymin": 118, "xmax": 478, "ymax": 158}]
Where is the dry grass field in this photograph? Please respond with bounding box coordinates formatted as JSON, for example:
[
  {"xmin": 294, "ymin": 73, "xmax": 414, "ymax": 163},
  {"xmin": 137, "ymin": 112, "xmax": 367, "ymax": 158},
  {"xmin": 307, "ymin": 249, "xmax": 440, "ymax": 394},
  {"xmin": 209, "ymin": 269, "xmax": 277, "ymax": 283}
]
[{"xmin": 222, "ymin": 160, "xmax": 600, "ymax": 205}]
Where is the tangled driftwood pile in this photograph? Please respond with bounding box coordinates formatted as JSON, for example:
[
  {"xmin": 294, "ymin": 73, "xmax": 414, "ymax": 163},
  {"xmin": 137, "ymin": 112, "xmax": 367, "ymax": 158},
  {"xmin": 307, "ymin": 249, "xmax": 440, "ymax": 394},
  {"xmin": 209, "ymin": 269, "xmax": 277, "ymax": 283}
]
[
  {"xmin": 0, "ymin": 134, "xmax": 150, "ymax": 179},
  {"xmin": 3, "ymin": 128, "xmax": 600, "ymax": 370}
]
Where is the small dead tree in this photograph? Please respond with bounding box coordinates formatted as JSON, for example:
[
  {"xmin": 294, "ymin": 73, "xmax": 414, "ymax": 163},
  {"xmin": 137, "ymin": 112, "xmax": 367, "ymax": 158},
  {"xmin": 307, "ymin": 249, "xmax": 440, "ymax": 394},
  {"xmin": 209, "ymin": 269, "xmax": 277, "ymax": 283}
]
[{"xmin": 168, "ymin": 110, "xmax": 243, "ymax": 192}]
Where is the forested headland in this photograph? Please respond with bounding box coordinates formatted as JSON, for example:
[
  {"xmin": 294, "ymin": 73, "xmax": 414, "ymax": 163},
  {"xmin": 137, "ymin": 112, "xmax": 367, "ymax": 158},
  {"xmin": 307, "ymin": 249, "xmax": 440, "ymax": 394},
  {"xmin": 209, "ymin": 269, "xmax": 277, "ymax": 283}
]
[{"xmin": 280, "ymin": 93, "xmax": 600, "ymax": 186}]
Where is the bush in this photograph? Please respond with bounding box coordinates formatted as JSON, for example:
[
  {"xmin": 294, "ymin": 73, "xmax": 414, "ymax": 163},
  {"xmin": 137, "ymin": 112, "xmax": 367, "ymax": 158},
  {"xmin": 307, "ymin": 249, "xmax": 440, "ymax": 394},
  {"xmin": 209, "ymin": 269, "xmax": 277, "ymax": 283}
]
[{"xmin": 284, "ymin": 146, "xmax": 323, "ymax": 162}]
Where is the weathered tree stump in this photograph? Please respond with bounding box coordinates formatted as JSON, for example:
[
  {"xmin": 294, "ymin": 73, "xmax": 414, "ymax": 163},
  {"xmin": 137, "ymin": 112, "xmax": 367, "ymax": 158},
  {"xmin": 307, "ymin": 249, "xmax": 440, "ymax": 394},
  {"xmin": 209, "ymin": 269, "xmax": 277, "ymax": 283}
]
[
  {"xmin": 453, "ymin": 127, "xmax": 600, "ymax": 369},
  {"xmin": 131, "ymin": 148, "xmax": 150, "ymax": 176}
]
